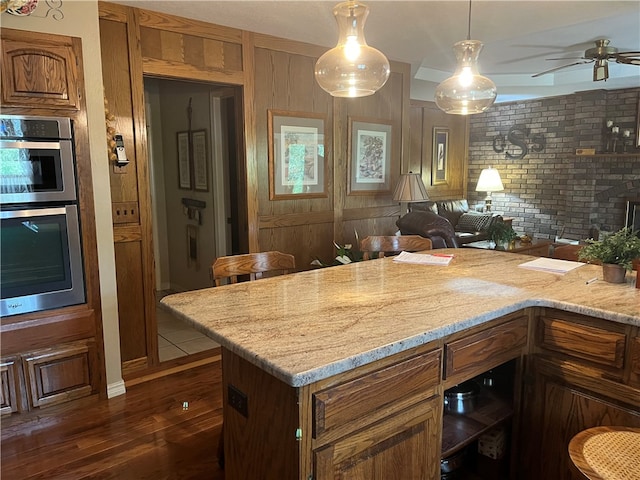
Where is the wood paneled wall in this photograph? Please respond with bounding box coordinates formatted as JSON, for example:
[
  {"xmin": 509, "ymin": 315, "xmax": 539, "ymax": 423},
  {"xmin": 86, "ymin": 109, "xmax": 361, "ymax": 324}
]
[
  {"xmin": 98, "ymin": 1, "xmax": 464, "ymax": 375},
  {"xmin": 409, "ymin": 100, "xmax": 469, "ymax": 200}
]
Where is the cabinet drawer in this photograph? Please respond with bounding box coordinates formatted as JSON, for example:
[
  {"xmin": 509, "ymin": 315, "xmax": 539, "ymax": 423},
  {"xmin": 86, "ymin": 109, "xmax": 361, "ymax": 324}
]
[
  {"xmin": 538, "ymin": 318, "xmax": 626, "ymax": 368},
  {"xmin": 313, "ymin": 349, "xmax": 441, "ymax": 441},
  {"xmin": 445, "ymin": 317, "xmax": 528, "ymax": 384}
]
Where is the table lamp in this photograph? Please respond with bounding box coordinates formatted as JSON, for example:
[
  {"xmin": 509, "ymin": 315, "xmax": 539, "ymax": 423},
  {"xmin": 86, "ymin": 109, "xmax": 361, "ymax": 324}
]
[
  {"xmin": 393, "ymin": 172, "xmax": 429, "ymax": 216},
  {"xmin": 475, "ymin": 167, "xmax": 503, "ymax": 212}
]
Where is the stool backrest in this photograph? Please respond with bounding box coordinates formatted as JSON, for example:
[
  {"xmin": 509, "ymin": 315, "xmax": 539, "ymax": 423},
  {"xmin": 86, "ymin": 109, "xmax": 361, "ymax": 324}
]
[
  {"xmin": 212, "ymin": 251, "xmax": 296, "ymax": 286},
  {"xmin": 360, "ymin": 235, "xmax": 432, "ymax": 260}
]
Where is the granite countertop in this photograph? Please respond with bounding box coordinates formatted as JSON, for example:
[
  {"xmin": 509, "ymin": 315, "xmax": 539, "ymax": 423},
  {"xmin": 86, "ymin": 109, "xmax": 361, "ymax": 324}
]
[{"xmin": 161, "ymin": 248, "xmax": 640, "ymax": 387}]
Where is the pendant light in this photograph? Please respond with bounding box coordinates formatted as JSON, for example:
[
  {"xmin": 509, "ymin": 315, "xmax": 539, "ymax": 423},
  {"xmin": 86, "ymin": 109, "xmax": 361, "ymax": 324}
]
[
  {"xmin": 435, "ymin": 0, "xmax": 496, "ymax": 115},
  {"xmin": 315, "ymin": 1, "xmax": 390, "ymax": 98}
]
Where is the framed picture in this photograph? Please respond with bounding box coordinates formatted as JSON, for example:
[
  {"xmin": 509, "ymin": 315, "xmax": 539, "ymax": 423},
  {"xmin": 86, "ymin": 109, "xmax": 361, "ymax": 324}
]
[
  {"xmin": 177, "ymin": 131, "xmax": 191, "ymax": 190},
  {"xmin": 192, "ymin": 130, "xmax": 208, "ymax": 192},
  {"xmin": 348, "ymin": 117, "xmax": 392, "ymax": 195},
  {"xmin": 268, "ymin": 110, "xmax": 327, "ymax": 200},
  {"xmin": 432, "ymin": 127, "xmax": 449, "ymax": 185}
]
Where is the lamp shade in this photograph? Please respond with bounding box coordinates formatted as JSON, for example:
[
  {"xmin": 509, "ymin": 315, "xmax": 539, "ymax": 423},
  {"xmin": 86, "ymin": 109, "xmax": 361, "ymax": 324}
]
[
  {"xmin": 315, "ymin": 1, "xmax": 390, "ymax": 98},
  {"xmin": 475, "ymin": 167, "xmax": 504, "ymax": 192},
  {"xmin": 393, "ymin": 172, "xmax": 429, "ymax": 202},
  {"xmin": 435, "ymin": 40, "xmax": 497, "ymax": 115}
]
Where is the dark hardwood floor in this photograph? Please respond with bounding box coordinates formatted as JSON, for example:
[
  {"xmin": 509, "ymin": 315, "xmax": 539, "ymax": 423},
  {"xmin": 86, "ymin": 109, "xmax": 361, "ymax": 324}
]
[{"xmin": 1, "ymin": 359, "xmax": 225, "ymax": 479}]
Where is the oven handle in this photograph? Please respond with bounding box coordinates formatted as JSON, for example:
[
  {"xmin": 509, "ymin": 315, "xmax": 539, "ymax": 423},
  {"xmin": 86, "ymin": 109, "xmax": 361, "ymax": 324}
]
[{"xmin": 0, "ymin": 140, "xmax": 61, "ymax": 149}]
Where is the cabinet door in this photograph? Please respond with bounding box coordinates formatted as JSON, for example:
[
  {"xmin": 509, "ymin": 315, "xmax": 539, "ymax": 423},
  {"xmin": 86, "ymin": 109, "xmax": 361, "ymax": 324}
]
[
  {"xmin": 518, "ymin": 365, "xmax": 640, "ymax": 479},
  {"xmin": 1, "ymin": 28, "xmax": 80, "ymax": 109},
  {"xmin": 0, "ymin": 357, "xmax": 22, "ymax": 415},
  {"xmin": 22, "ymin": 340, "xmax": 97, "ymax": 408},
  {"xmin": 314, "ymin": 397, "xmax": 441, "ymax": 480}
]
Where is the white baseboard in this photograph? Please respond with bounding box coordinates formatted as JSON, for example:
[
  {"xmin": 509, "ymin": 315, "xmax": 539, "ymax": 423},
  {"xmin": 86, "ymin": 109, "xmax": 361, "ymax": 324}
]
[{"xmin": 107, "ymin": 379, "xmax": 126, "ymax": 398}]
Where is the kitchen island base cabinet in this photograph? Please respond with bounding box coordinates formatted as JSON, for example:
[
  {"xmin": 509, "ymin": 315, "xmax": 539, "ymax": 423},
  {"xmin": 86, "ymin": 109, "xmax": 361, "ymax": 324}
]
[{"xmin": 222, "ymin": 345, "xmax": 442, "ymax": 480}]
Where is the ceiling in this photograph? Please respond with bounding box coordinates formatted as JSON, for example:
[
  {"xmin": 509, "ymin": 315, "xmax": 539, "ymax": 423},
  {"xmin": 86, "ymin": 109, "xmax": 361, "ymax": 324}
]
[{"xmin": 112, "ymin": 0, "xmax": 640, "ymax": 103}]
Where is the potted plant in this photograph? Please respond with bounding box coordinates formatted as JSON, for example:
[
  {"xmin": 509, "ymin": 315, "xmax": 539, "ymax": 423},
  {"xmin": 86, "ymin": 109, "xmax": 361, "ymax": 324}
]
[
  {"xmin": 487, "ymin": 220, "xmax": 519, "ymax": 250},
  {"xmin": 578, "ymin": 227, "xmax": 640, "ymax": 283}
]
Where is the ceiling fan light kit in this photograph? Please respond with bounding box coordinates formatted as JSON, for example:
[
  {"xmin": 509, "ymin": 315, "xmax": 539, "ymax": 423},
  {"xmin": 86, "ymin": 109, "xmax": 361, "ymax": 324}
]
[
  {"xmin": 314, "ymin": 1, "xmax": 390, "ymax": 98},
  {"xmin": 434, "ymin": 0, "xmax": 497, "ymax": 115}
]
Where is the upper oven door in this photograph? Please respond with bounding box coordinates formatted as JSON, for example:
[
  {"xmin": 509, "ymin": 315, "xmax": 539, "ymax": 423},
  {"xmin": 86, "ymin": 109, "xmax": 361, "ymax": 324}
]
[{"xmin": 0, "ymin": 138, "xmax": 77, "ymax": 204}]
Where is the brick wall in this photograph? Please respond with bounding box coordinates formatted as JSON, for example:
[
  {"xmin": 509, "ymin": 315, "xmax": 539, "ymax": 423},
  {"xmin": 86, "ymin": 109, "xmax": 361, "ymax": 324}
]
[{"xmin": 468, "ymin": 87, "xmax": 640, "ymax": 241}]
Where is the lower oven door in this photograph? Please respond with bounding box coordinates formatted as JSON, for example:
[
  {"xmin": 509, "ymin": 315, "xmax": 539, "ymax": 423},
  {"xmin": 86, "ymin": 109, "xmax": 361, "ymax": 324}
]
[{"xmin": 1, "ymin": 205, "xmax": 85, "ymax": 316}]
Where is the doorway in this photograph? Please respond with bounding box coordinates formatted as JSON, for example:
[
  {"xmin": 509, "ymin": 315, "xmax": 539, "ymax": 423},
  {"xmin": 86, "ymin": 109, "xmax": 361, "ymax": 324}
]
[{"xmin": 144, "ymin": 77, "xmax": 246, "ymax": 362}]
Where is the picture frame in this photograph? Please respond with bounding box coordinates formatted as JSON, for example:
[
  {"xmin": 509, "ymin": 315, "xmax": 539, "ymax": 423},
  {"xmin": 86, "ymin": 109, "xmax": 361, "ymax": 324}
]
[
  {"xmin": 177, "ymin": 131, "xmax": 191, "ymax": 190},
  {"xmin": 347, "ymin": 117, "xmax": 392, "ymax": 195},
  {"xmin": 192, "ymin": 130, "xmax": 208, "ymax": 192},
  {"xmin": 268, "ymin": 110, "xmax": 327, "ymax": 200},
  {"xmin": 432, "ymin": 127, "xmax": 449, "ymax": 185}
]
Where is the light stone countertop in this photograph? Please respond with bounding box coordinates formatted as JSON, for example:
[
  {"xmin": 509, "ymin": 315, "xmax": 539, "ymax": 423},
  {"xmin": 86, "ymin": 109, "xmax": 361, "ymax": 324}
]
[{"xmin": 161, "ymin": 248, "xmax": 640, "ymax": 387}]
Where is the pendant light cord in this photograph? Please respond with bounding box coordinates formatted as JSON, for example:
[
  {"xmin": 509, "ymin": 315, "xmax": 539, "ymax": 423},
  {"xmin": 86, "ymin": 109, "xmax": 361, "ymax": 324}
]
[{"xmin": 467, "ymin": 0, "xmax": 472, "ymax": 40}]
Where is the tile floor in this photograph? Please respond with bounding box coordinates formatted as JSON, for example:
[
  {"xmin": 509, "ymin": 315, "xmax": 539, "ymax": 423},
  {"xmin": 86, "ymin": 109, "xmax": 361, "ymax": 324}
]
[{"xmin": 157, "ymin": 305, "xmax": 220, "ymax": 362}]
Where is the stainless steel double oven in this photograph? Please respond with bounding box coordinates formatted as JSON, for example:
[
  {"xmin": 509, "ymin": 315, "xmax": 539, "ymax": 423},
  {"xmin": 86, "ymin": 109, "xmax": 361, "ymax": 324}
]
[{"xmin": 0, "ymin": 114, "xmax": 86, "ymax": 316}]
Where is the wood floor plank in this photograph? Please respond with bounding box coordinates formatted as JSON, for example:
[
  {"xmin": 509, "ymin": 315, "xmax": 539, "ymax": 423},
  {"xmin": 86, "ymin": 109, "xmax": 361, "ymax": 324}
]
[{"xmin": 1, "ymin": 361, "xmax": 224, "ymax": 479}]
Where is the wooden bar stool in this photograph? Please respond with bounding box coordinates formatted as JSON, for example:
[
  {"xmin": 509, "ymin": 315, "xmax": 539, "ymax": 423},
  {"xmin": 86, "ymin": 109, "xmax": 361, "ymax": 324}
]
[{"xmin": 568, "ymin": 426, "xmax": 640, "ymax": 479}]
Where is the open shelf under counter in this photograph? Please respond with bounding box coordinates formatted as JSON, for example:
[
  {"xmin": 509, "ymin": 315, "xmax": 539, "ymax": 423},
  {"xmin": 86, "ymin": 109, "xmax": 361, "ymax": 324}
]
[{"xmin": 441, "ymin": 385, "xmax": 514, "ymax": 458}]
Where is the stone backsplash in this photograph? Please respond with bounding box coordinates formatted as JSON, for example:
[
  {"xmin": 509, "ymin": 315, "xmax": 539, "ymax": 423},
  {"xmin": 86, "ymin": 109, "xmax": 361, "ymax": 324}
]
[{"xmin": 468, "ymin": 87, "xmax": 640, "ymax": 241}]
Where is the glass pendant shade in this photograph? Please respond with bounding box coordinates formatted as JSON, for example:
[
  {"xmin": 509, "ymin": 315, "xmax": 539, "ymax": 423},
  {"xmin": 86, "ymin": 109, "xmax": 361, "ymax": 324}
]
[
  {"xmin": 315, "ymin": 1, "xmax": 390, "ymax": 98},
  {"xmin": 435, "ymin": 40, "xmax": 497, "ymax": 115}
]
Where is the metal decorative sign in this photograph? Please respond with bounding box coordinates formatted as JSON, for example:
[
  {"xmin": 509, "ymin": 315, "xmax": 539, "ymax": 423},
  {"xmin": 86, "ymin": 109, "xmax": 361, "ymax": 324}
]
[{"xmin": 493, "ymin": 125, "xmax": 545, "ymax": 160}]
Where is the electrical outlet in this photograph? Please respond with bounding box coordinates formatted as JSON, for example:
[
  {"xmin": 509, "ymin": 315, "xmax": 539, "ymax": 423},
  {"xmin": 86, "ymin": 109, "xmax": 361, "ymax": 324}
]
[{"xmin": 228, "ymin": 384, "xmax": 248, "ymax": 418}]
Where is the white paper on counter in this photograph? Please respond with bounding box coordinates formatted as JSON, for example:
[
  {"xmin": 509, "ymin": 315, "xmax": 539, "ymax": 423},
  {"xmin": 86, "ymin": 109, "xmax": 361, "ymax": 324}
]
[
  {"xmin": 518, "ymin": 257, "xmax": 585, "ymax": 274},
  {"xmin": 393, "ymin": 251, "xmax": 454, "ymax": 266}
]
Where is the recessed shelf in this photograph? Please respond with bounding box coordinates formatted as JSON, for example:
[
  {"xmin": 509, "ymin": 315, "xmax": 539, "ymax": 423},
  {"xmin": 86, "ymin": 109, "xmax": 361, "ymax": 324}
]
[{"xmin": 441, "ymin": 385, "xmax": 513, "ymax": 458}]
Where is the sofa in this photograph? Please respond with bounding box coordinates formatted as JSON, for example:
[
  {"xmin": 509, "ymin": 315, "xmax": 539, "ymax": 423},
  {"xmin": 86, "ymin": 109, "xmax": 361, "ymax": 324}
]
[{"xmin": 396, "ymin": 199, "xmax": 503, "ymax": 247}]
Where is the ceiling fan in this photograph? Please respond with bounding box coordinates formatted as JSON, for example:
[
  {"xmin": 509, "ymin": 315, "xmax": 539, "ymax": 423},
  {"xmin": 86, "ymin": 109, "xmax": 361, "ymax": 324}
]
[{"xmin": 532, "ymin": 39, "xmax": 640, "ymax": 81}]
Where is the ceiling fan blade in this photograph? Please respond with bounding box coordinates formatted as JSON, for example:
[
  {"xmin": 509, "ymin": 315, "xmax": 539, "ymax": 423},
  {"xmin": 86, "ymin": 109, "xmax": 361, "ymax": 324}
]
[
  {"xmin": 532, "ymin": 60, "xmax": 593, "ymax": 78},
  {"xmin": 616, "ymin": 56, "xmax": 640, "ymax": 65},
  {"xmin": 544, "ymin": 56, "xmax": 585, "ymax": 61},
  {"xmin": 617, "ymin": 51, "xmax": 640, "ymax": 56}
]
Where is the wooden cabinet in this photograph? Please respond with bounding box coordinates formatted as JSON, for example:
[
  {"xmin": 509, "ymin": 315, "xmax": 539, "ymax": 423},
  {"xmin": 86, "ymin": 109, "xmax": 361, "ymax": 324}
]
[
  {"xmin": 313, "ymin": 349, "xmax": 442, "ymax": 480},
  {"xmin": 1, "ymin": 28, "xmax": 80, "ymax": 109},
  {"xmin": 314, "ymin": 397, "xmax": 440, "ymax": 480},
  {"xmin": 0, "ymin": 357, "xmax": 22, "ymax": 415},
  {"xmin": 518, "ymin": 309, "xmax": 640, "ymax": 479},
  {"xmin": 0, "ymin": 27, "xmax": 105, "ymax": 414},
  {"xmin": 1, "ymin": 340, "xmax": 99, "ymax": 414},
  {"xmin": 222, "ymin": 345, "xmax": 442, "ymax": 480}
]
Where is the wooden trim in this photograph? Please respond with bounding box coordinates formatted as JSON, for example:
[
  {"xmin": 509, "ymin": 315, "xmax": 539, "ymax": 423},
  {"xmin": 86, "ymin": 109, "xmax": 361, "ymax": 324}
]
[
  {"xmin": 129, "ymin": 7, "xmax": 159, "ymax": 368},
  {"xmin": 98, "ymin": 0, "xmax": 128, "ymax": 22},
  {"xmin": 142, "ymin": 57, "xmax": 244, "ymax": 85},
  {"xmin": 253, "ymin": 32, "xmax": 327, "ymax": 58},
  {"xmin": 242, "ymin": 30, "xmax": 259, "ymax": 252},
  {"xmin": 121, "ymin": 357, "xmax": 149, "ymax": 377},
  {"xmin": 137, "ymin": 8, "xmax": 243, "ymax": 43},
  {"xmin": 342, "ymin": 205, "xmax": 401, "ymax": 222},
  {"xmin": 259, "ymin": 211, "xmax": 334, "ymax": 229},
  {"xmin": 1, "ymin": 309, "xmax": 96, "ymax": 356},
  {"xmin": 125, "ymin": 349, "xmax": 221, "ymax": 387}
]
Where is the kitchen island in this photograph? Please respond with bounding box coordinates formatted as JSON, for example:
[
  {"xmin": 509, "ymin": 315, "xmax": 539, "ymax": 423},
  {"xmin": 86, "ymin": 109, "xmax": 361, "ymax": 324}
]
[{"xmin": 162, "ymin": 248, "xmax": 640, "ymax": 479}]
